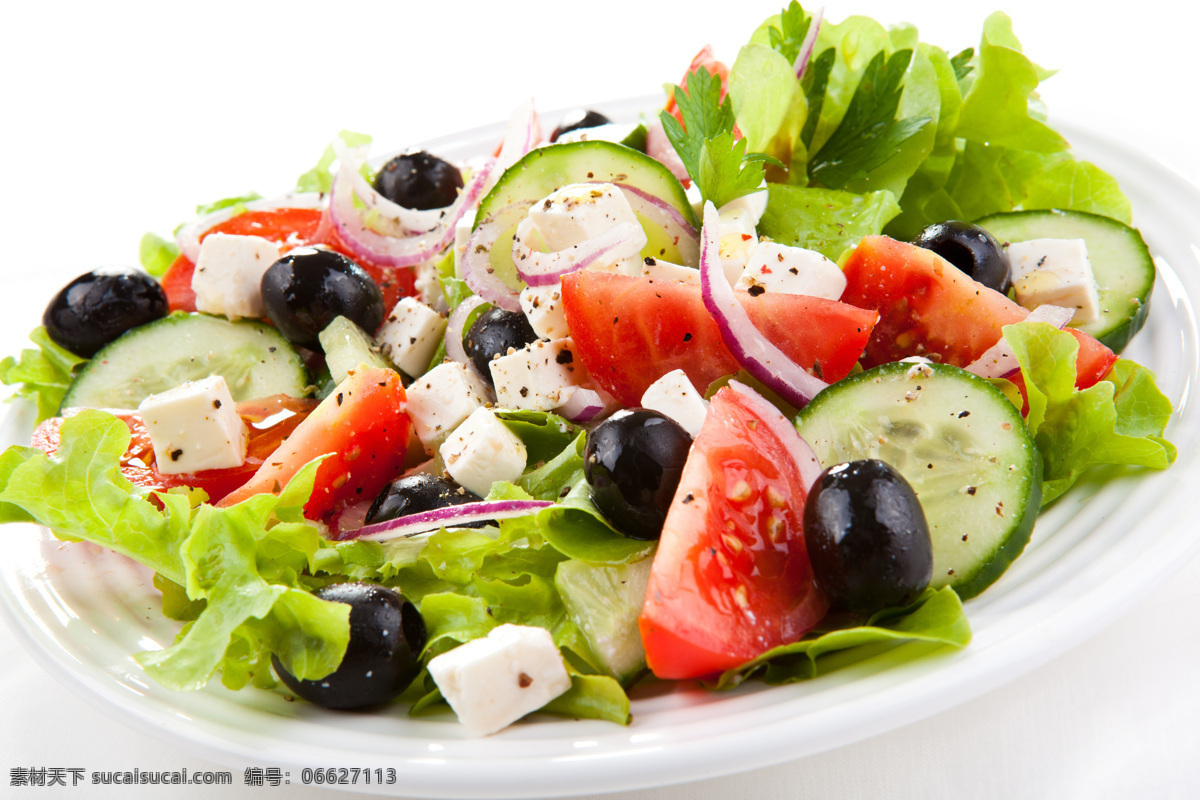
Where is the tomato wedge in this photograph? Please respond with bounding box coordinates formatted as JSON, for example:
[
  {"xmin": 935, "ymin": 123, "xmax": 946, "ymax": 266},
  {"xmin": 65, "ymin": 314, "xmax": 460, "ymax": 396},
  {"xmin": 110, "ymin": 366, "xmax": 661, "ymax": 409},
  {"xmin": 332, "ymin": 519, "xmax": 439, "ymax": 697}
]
[
  {"xmin": 639, "ymin": 384, "xmax": 829, "ymax": 680},
  {"xmin": 561, "ymin": 271, "xmax": 877, "ymax": 406},
  {"xmin": 217, "ymin": 366, "xmax": 410, "ymax": 520},
  {"xmin": 161, "ymin": 206, "xmax": 416, "ymax": 315},
  {"xmin": 840, "ymin": 236, "xmax": 1116, "ymax": 388},
  {"xmin": 30, "ymin": 396, "xmax": 317, "ymax": 503}
]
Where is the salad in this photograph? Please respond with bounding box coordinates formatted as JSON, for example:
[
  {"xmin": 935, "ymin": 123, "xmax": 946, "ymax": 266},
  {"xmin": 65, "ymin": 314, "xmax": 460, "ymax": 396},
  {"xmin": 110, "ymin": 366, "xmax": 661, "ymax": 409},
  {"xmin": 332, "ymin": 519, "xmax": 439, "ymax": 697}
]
[{"xmin": 0, "ymin": 2, "xmax": 1177, "ymax": 738}]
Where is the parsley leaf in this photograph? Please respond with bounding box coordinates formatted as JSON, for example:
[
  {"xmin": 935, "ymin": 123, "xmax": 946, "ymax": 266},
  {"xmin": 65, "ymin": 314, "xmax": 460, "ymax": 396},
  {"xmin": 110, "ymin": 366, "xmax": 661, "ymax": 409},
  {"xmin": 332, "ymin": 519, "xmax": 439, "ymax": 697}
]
[
  {"xmin": 698, "ymin": 132, "xmax": 769, "ymax": 209},
  {"xmin": 767, "ymin": 1, "xmax": 814, "ymax": 65},
  {"xmin": 659, "ymin": 66, "xmax": 734, "ymax": 179},
  {"xmin": 808, "ymin": 49, "xmax": 931, "ymax": 189},
  {"xmin": 659, "ymin": 67, "xmax": 769, "ymax": 208},
  {"xmin": 950, "ymin": 47, "xmax": 975, "ymax": 81},
  {"xmin": 800, "ymin": 47, "xmax": 836, "ymax": 152}
]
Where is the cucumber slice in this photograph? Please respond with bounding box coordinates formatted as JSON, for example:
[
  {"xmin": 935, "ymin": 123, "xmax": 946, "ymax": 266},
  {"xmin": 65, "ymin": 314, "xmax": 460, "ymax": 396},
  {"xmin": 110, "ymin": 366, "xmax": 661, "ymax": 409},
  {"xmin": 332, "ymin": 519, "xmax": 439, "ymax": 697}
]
[
  {"xmin": 62, "ymin": 313, "xmax": 309, "ymax": 410},
  {"xmin": 472, "ymin": 141, "xmax": 699, "ymax": 288},
  {"xmin": 318, "ymin": 315, "xmax": 397, "ymax": 387},
  {"xmin": 554, "ymin": 555, "xmax": 653, "ymax": 684},
  {"xmin": 976, "ymin": 209, "xmax": 1154, "ymax": 352},
  {"xmin": 795, "ymin": 361, "xmax": 1041, "ymax": 600}
]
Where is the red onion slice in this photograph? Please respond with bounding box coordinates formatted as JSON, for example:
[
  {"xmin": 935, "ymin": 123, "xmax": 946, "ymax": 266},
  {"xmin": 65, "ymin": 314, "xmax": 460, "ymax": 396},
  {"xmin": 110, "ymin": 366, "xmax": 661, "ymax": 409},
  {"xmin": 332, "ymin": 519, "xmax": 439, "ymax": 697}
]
[
  {"xmin": 793, "ymin": 7, "xmax": 825, "ymax": 79},
  {"xmin": 513, "ymin": 221, "xmax": 645, "ymax": 287},
  {"xmin": 344, "ymin": 499, "xmax": 553, "ymax": 543},
  {"xmin": 460, "ymin": 200, "xmax": 534, "ymax": 311},
  {"xmin": 698, "ymin": 202, "xmax": 828, "ymax": 409},
  {"xmin": 965, "ymin": 304, "xmax": 1075, "ymax": 380},
  {"xmin": 727, "ymin": 380, "xmax": 824, "ymax": 494},
  {"xmin": 556, "ymin": 386, "xmax": 608, "ymax": 422},
  {"xmin": 613, "ymin": 183, "xmax": 700, "ymax": 266},
  {"xmin": 328, "ymin": 151, "xmax": 495, "ymax": 269},
  {"xmin": 444, "ymin": 294, "xmax": 490, "ymax": 379},
  {"xmin": 176, "ymin": 193, "xmax": 325, "ymax": 262}
]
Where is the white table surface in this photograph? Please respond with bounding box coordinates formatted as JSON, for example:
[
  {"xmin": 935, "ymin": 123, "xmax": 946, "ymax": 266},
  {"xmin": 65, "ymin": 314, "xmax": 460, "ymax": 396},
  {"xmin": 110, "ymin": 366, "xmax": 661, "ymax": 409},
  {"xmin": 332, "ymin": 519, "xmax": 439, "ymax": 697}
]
[{"xmin": 3, "ymin": 1, "xmax": 1199, "ymax": 797}]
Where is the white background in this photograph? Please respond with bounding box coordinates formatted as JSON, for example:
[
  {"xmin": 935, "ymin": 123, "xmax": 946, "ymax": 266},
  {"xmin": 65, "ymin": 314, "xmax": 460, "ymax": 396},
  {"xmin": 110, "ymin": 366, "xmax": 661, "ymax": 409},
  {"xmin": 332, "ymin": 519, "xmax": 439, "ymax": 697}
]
[{"xmin": 2, "ymin": 0, "xmax": 1200, "ymax": 797}]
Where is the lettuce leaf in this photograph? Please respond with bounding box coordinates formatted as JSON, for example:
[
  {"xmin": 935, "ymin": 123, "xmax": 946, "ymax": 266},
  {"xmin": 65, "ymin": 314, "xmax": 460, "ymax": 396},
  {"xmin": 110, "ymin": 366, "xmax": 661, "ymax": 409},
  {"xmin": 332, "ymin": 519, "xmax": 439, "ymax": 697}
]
[
  {"xmin": 757, "ymin": 184, "xmax": 900, "ymax": 260},
  {"xmin": 139, "ymin": 233, "xmax": 181, "ymax": 278},
  {"xmin": 0, "ymin": 327, "xmax": 86, "ymax": 423},
  {"xmin": 709, "ymin": 586, "xmax": 970, "ymax": 688},
  {"xmin": 0, "ymin": 411, "xmax": 351, "ymax": 691},
  {"xmin": 1005, "ymin": 323, "xmax": 1176, "ymax": 505}
]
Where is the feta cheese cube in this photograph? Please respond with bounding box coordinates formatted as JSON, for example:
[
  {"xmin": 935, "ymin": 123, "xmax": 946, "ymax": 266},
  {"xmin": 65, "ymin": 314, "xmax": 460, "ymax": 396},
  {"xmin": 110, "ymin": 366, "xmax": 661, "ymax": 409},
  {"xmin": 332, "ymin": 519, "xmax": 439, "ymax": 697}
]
[
  {"xmin": 489, "ymin": 338, "xmax": 586, "ymax": 412},
  {"xmin": 527, "ymin": 183, "xmax": 646, "ymax": 273},
  {"xmin": 454, "ymin": 213, "xmax": 475, "ymax": 267},
  {"xmin": 405, "ymin": 362, "xmax": 493, "ymax": 453},
  {"xmin": 640, "ymin": 369, "xmax": 709, "ymax": 437},
  {"xmin": 137, "ymin": 375, "xmax": 248, "ymax": 475},
  {"xmin": 735, "ymin": 242, "xmax": 847, "ymax": 300},
  {"xmin": 376, "ymin": 297, "xmax": 448, "ymax": 377},
  {"xmin": 718, "ymin": 207, "xmax": 759, "ymax": 284},
  {"xmin": 427, "ymin": 624, "xmax": 572, "ymax": 737},
  {"xmin": 191, "ymin": 233, "xmax": 281, "ymax": 319},
  {"xmin": 718, "ymin": 187, "xmax": 769, "ymax": 228},
  {"xmin": 637, "ymin": 257, "xmax": 701, "ymax": 285},
  {"xmin": 519, "ymin": 284, "xmax": 570, "ymax": 340},
  {"xmin": 439, "ymin": 407, "xmax": 527, "ymax": 497},
  {"xmin": 1006, "ymin": 238, "xmax": 1101, "ymax": 326}
]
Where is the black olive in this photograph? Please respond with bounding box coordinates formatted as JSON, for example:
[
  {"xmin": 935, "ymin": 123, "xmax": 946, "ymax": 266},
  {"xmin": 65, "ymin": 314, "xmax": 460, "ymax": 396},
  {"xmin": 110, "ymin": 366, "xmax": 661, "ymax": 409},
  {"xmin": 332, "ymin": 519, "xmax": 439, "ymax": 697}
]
[
  {"xmin": 261, "ymin": 248, "xmax": 384, "ymax": 349},
  {"xmin": 272, "ymin": 583, "xmax": 426, "ymax": 710},
  {"xmin": 42, "ymin": 268, "xmax": 169, "ymax": 357},
  {"xmin": 912, "ymin": 220, "xmax": 1012, "ymax": 294},
  {"xmin": 464, "ymin": 306, "xmax": 540, "ymax": 386},
  {"xmin": 584, "ymin": 410, "xmax": 693, "ymax": 540},
  {"xmin": 372, "ymin": 150, "xmax": 464, "ymax": 211},
  {"xmin": 366, "ymin": 473, "xmax": 487, "ymax": 529},
  {"xmin": 550, "ymin": 109, "xmax": 614, "ymax": 142},
  {"xmin": 803, "ymin": 459, "xmax": 933, "ymax": 614}
]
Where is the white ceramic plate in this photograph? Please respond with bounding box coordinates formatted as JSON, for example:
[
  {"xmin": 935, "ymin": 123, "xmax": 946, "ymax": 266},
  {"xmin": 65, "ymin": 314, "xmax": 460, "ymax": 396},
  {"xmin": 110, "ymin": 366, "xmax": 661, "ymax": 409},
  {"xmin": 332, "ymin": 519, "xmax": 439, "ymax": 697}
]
[{"xmin": 2, "ymin": 101, "xmax": 1199, "ymax": 799}]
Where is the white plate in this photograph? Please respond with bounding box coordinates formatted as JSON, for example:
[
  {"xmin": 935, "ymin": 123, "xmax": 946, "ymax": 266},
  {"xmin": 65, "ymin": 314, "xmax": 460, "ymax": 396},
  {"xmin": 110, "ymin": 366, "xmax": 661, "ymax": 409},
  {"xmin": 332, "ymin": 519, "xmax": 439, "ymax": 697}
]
[{"xmin": 2, "ymin": 100, "xmax": 1199, "ymax": 799}]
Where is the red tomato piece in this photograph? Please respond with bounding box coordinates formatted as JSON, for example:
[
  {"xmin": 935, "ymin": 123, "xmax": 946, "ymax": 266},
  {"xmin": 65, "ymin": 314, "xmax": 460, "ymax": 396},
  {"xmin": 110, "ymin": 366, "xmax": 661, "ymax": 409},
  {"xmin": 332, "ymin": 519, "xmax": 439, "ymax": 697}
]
[
  {"xmin": 840, "ymin": 236, "xmax": 1116, "ymax": 389},
  {"xmin": 560, "ymin": 271, "xmax": 878, "ymax": 407},
  {"xmin": 160, "ymin": 208, "xmax": 326, "ymax": 313},
  {"xmin": 639, "ymin": 385, "xmax": 829, "ymax": 679},
  {"xmin": 30, "ymin": 396, "xmax": 317, "ymax": 503},
  {"xmin": 158, "ymin": 206, "xmax": 420, "ymax": 317},
  {"xmin": 217, "ymin": 367, "xmax": 410, "ymax": 520}
]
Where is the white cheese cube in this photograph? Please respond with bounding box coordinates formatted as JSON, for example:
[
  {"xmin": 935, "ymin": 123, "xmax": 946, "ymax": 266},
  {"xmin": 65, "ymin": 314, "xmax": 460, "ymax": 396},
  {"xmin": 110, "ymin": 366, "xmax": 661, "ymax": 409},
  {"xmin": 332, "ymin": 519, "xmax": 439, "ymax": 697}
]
[
  {"xmin": 528, "ymin": 183, "xmax": 646, "ymax": 273},
  {"xmin": 637, "ymin": 257, "xmax": 701, "ymax": 285},
  {"xmin": 439, "ymin": 407, "xmax": 527, "ymax": 497},
  {"xmin": 718, "ymin": 188, "xmax": 769, "ymax": 228},
  {"xmin": 427, "ymin": 624, "xmax": 572, "ymax": 737},
  {"xmin": 454, "ymin": 213, "xmax": 476, "ymax": 269},
  {"xmin": 519, "ymin": 284, "xmax": 570, "ymax": 340},
  {"xmin": 414, "ymin": 258, "xmax": 448, "ymax": 313},
  {"xmin": 489, "ymin": 338, "xmax": 586, "ymax": 412},
  {"xmin": 1006, "ymin": 238, "xmax": 1102, "ymax": 326},
  {"xmin": 376, "ymin": 297, "xmax": 448, "ymax": 377},
  {"xmin": 191, "ymin": 233, "xmax": 281, "ymax": 319},
  {"xmin": 718, "ymin": 207, "xmax": 758, "ymax": 285},
  {"xmin": 640, "ymin": 369, "xmax": 709, "ymax": 437},
  {"xmin": 137, "ymin": 375, "xmax": 248, "ymax": 475},
  {"xmin": 735, "ymin": 242, "xmax": 846, "ymax": 300},
  {"xmin": 552, "ymin": 123, "xmax": 638, "ymax": 145},
  {"xmin": 405, "ymin": 362, "xmax": 493, "ymax": 453}
]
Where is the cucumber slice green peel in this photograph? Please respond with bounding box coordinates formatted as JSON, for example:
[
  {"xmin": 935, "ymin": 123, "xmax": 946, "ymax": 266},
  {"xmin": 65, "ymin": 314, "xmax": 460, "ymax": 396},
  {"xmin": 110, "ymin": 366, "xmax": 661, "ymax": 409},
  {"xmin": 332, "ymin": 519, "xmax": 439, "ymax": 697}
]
[
  {"xmin": 61, "ymin": 312, "xmax": 310, "ymax": 411},
  {"xmin": 471, "ymin": 140, "xmax": 700, "ymax": 289},
  {"xmin": 976, "ymin": 208, "xmax": 1154, "ymax": 353},
  {"xmin": 795, "ymin": 361, "xmax": 1042, "ymax": 600}
]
